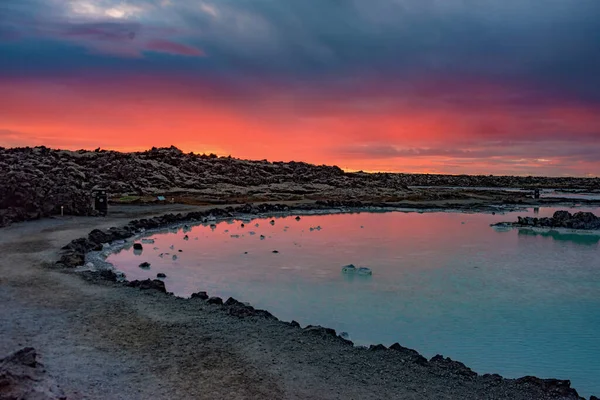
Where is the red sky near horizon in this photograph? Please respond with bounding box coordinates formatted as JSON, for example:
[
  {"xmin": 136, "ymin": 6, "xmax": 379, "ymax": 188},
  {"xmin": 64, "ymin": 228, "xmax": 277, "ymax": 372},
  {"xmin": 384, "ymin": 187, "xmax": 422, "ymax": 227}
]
[{"xmin": 2, "ymin": 1, "xmax": 600, "ymax": 176}]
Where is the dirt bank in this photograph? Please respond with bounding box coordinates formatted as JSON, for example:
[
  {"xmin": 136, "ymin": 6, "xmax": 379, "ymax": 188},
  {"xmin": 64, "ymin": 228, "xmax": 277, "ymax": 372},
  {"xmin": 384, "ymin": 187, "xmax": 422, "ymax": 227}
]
[{"xmin": 0, "ymin": 204, "xmax": 592, "ymax": 399}]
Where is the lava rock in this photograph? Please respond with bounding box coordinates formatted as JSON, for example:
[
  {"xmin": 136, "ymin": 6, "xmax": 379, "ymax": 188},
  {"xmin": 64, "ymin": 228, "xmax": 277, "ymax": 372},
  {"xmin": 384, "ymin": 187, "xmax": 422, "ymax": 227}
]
[
  {"xmin": 430, "ymin": 355, "xmax": 477, "ymax": 378},
  {"xmin": 139, "ymin": 262, "xmax": 151, "ymax": 269},
  {"xmin": 191, "ymin": 291, "xmax": 208, "ymax": 300},
  {"xmin": 389, "ymin": 343, "xmax": 428, "ymax": 365},
  {"xmin": 207, "ymin": 296, "xmax": 223, "ymax": 305},
  {"xmin": 303, "ymin": 325, "xmax": 337, "ymax": 338},
  {"xmin": 126, "ymin": 279, "xmax": 166, "ymax": 293},
  {"xmin": 515, "ymin": 376, "xmax": 580, "ymax": 398},
  {"xmin": 156, "ymin": 273, "xmax": 166, "ymax": 278},
  {"xmin": 58, "ymin": 252, "xmax": 85, "ymax": 268},
  {"xmin": 133, "ymin": 243, "xmax": 143, "ymax": 250},
  {"xmin": 224, "ymin": 297, "xmax": 242, "ymax": 306}
]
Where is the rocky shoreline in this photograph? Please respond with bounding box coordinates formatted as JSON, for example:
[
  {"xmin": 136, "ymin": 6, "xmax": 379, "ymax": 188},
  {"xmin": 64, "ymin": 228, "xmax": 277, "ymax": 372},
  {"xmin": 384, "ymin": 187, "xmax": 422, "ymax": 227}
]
[
  {"xmin": 55, "ymin": 203, "xmax": 597, "ymax": 400},
  {"xmin": 493, "ymin": 210, "xmax": 600, "ymax": 231}
]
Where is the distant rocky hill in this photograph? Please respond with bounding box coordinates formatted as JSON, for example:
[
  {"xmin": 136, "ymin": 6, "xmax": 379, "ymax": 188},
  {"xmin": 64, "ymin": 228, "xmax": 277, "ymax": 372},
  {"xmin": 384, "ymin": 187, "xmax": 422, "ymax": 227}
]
[{"xmin": 1, "ymin": 145, "xmax": 598, "ymax": 226}]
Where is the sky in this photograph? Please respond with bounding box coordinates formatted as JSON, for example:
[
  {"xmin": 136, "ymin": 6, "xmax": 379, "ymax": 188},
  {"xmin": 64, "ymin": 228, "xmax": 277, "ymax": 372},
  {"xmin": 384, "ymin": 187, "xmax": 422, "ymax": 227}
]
[{"xmin": 1, "ymin": 0, "xmax": 600, "ymax": 176}]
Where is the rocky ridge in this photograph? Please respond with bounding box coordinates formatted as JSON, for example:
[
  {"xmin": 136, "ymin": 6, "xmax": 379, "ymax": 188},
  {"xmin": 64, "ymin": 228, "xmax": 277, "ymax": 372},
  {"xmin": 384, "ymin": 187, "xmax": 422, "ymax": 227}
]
[{"xmin": 2, "ymin": 145, "xmax": 599, "ymax": 226}]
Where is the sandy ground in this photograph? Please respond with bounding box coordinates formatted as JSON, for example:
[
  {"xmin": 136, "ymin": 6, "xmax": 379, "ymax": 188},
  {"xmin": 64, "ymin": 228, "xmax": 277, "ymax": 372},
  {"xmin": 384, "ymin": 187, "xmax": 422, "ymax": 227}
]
[{"xmin": 0, "ymin": 204, "xmax": 588, "ymax": 399}]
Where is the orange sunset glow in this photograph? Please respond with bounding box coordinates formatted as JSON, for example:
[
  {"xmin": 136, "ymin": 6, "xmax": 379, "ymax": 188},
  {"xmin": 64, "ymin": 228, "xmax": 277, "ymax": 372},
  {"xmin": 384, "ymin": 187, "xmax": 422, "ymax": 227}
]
[{"xmin": 2, "ymin": 0, "xmax": 600, "ymax": 176}]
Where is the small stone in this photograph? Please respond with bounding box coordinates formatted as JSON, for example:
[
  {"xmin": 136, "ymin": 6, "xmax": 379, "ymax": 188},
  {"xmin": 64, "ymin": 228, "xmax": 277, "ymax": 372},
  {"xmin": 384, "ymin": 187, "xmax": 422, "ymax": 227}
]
[
  {"xmin": 157, "ymin": 273, "xmax": 166, "ymax": 278},
  {"xmin": 139, "ymin": 262, "xmax": 151, "ymax": 269},
  {"xmin": 295, "ymin": 216, "xmax": 301, "ymax": 221},
  {"xmin": 133, "ymin": 243, "xmax": 143, "ymax": 250},
  {"xmin": 270, "ymin": 220, "xmax": 275, "ymax": 225},
  {"xmin": 272, "ymin": 250, "xmax": 279, "ymax": 254}
]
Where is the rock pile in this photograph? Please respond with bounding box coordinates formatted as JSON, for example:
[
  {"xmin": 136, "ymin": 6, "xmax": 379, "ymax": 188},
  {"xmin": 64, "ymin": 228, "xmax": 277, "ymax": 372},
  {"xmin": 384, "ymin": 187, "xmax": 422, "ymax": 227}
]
[{"xmin": 514, "ymin": 211, "xmax": 600, "ymax": 230}]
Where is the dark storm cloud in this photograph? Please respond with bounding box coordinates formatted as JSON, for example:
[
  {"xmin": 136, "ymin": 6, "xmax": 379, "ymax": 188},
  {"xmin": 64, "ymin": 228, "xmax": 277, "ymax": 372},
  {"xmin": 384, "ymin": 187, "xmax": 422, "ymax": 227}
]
[{"xmin": 1, "ymin": 1, "xmax": 599, "ymax": 84}]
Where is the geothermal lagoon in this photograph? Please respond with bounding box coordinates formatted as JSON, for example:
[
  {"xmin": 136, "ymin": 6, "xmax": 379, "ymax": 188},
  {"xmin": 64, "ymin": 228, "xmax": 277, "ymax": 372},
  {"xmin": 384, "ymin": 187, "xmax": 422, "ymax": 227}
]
[{"xmin": 108, "ymin": 207, "xmax": 600, "ymax": 396}]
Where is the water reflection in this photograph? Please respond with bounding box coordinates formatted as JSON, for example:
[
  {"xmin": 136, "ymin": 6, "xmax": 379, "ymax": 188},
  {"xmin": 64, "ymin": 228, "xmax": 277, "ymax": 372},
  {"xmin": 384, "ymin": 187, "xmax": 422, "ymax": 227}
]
[
  {"xmin": 109, "ymin": 207, "xmax": 600, "ymax": 397},
  {"xmin": 518, "ymin": 228, "xmax": 600, "ymax": 245}
]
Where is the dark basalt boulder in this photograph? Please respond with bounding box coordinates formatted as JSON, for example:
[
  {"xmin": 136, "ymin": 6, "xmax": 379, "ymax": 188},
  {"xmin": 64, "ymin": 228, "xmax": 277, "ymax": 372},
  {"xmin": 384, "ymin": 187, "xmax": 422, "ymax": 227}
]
[
  {"xmin": 389, "ymin": 343, "xmax": 428, "ymax": 365},
  {"xmin": 156, "ymin": 273, "xmax": 166, "ymax": 278},
  {"xmin": 126, "ymin": 279, "xmax": 166, "ymax": 293},
  {"xmin": 224, "ymin": 297, "xmax": 242, "ymax": 306},
  {"xmin": 58, "ymin": 252, "xmax": 85, "ymax": 268},
  {"xmin": 369, "ymin": 344, "xmax": 387, "ymax": 351},
  {"xmin": 88, "ymin": 229, "xmax": 113, "ymax": 244},
  {"xmin": 138, "ymin": 262, "xmax": 151, "ymax": 269},
  {"xmin": 303, "ymin": 325, "xmax": 337, "ymax": 338},
  {"xmin": 132, "ymin": 243, "xmax": 143, "ymax": 250},
  {"xmin": 62, "ymin": 238, "xmax": 101, "ymax": 253},
  {"xmin": 207, "ymin": 296, "xmax": 223, "ymax": 305},
  {"xmin": 515, "ymin": 376, "xmax": 580, "ymax": 398},
  {"xmin": 191, "ymin": 291, "xmax": 208, "ymax": 300}
]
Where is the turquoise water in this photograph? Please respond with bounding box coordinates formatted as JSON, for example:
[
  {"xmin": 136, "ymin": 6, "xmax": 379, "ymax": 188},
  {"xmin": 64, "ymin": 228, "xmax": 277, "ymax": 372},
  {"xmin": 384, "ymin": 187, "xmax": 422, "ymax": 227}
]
[{"xmin": 108, "ymin": 207, "xmax": 600, "ymax": 397}]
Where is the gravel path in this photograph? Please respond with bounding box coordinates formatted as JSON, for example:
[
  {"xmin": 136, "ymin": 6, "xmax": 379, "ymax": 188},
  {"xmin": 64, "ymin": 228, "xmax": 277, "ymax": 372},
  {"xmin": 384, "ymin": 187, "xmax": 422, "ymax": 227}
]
[{"xmin": 0, "ymin": 205, "xmax": 589, "ymax": 399}]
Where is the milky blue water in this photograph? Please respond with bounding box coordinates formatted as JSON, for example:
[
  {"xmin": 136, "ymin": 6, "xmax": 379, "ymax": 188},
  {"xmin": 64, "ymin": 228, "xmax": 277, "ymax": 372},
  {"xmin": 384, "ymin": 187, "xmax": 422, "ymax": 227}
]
[{"xmin": 108, "ymin": 207, "xmax": 600, "ymax": 397}]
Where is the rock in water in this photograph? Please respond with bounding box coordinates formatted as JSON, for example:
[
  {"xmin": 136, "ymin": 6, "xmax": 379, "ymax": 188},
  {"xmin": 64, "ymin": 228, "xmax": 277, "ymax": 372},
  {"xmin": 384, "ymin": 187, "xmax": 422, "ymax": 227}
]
[
  {"xmin": 341, "ymin": 264, "xmax": 356, "ymax": 273},
  {"xmin": 156, "ymin": 273, "xmax": 167, "ymax": 278},
  {"xmin": 133, "ymin": 243, "xmax": 143, "ymax": 250},
  {"xmin": 139, "ymin": 262, "xmax": 151, "ymax": 269}
]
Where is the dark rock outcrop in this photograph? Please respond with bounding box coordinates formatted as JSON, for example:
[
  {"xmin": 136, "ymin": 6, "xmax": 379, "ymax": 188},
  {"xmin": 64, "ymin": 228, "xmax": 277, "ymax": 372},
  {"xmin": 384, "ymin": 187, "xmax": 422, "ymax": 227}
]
[
  {"xmin": 207, "ymin": 296, "xmax": 223, "ymax": 305},
  {"xmin": 514, "ymin": 376, "xmax": 580, "ymax": 399},
  {"xmin": 430, "ymin": 355, "xmax": 478, "ymax": 378},
  {"xmin": 58, "ymin": 252, "xmax": 85, "ymax": 268},
  {"xmin": 126, "ymin": 279, "xmax": 166, "ymax": 293},
  {"xmin": 0, "ymin": 347, "xmax": 66, "ymax": 400},
  {"xmin": 191, "ymin": 291, "xmax": 208, "ymax": 300},
  {"xmin": 389, "ymin": 343, "xmax": 428, "ymax": 365},
  {"xmin": 502, "ymin": 210, "xmax": 600, "ymax": 230},
  {"xmin": 303, "ymin": 325, "xmax": 337, "ymax": 338}
]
